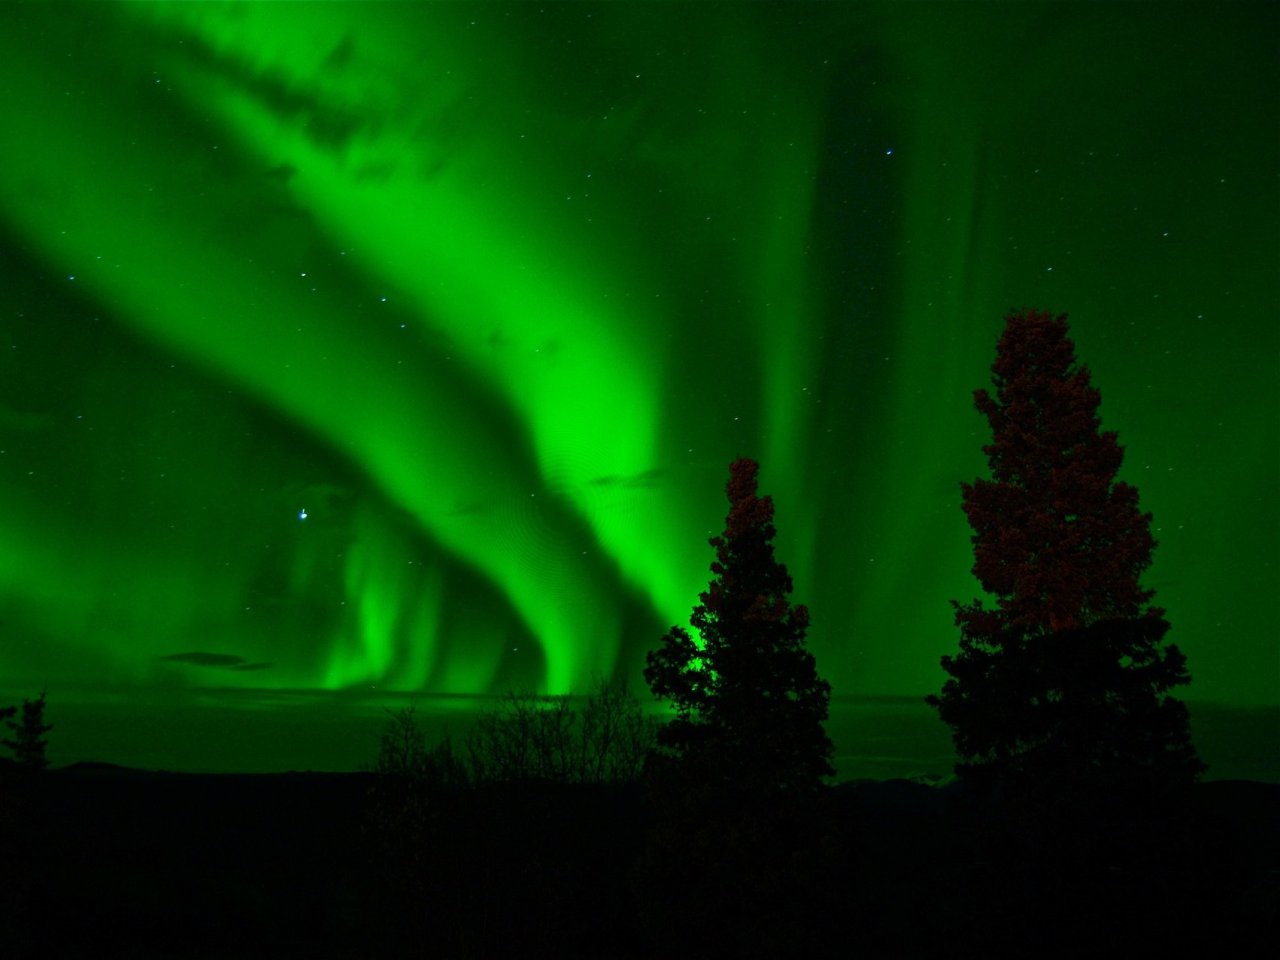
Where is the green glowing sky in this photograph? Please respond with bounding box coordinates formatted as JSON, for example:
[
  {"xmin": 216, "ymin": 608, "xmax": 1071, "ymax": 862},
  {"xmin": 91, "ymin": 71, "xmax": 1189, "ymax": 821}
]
[{"xmin": 1, "ymin": 2, "xmax": 1276, "ymax": 766}]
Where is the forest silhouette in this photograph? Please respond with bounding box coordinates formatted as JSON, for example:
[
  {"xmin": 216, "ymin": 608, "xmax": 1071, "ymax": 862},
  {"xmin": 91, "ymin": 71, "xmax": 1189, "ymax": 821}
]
[{"xmin": 3, "ymin": 310, "xmax": 1274, "ymax": 958}]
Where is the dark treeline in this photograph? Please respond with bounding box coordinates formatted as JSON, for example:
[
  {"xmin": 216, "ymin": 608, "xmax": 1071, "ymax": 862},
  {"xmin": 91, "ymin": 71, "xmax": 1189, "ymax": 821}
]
[
  {"xmin": 4, "ymin": 718, "xmax": 1275, "ymax": 958},
  {"xmin": 3, "ymin": 310, "xmax": 1276, "ymax": 957}
]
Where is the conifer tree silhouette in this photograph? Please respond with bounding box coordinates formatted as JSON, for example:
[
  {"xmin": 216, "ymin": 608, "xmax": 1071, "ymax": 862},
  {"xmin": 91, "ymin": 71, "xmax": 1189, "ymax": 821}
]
[
  {"xmin": 2, "ymin": 690, "xmax": 53, "ymax": 772},
  {"xmin": 636, "ymin": 459, "xmax": 836, "ymax": 958},
  {"xmin": 645, "ymin": 457, "xmax": 833, "ymax": 794},
  {"xmin": 928, "ymin": 309, "xmax": 1202, "ymax": 792}
]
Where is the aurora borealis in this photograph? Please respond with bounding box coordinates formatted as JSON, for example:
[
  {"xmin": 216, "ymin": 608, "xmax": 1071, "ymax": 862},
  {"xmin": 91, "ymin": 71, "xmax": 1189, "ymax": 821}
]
[{"xmin": 1, "ymin": 2, "xmax": 1276, "ymax": 772}]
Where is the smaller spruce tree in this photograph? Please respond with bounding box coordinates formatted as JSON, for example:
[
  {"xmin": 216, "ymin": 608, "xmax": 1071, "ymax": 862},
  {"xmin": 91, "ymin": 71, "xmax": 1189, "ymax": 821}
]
[
  {"xmin": 636, "ymin": 461, "xmax": 838, "ymax": 958},
  {"xmin": 644, "ymin": 458, "xmax": 833, "ymax": 795}
]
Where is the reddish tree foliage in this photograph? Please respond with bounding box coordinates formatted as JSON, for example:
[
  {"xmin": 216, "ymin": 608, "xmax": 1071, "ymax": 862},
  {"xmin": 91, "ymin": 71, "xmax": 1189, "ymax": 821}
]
[
  {"xmin": 644, "ymin": 458, "xmax": 833, "ymax": 793},
  {"xmin": 931, "ymin": 309, "xmax": 1201, "ymax": 790},
  {"xmin": 958, "ymin": 308, "xmax": 1161, "ymax": 635}
]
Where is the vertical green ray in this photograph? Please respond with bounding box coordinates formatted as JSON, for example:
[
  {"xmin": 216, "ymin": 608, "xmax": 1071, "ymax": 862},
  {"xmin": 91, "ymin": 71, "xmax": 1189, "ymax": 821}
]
[{"xmin": 844, "ymin": 5, "xmax": 1031, "ymax": 689}]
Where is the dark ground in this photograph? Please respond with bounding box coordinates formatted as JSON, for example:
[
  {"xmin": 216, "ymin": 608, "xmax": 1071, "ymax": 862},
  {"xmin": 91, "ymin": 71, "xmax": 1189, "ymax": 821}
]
[{"xmin": 1, "ymin": 766, "xmax": 1276, "ymax": 958}]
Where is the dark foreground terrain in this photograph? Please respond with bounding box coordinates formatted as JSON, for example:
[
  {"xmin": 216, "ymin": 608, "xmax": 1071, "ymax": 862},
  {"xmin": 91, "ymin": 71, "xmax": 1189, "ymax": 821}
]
[{"xmin": 1, "ymin": 766, "xmax": 1276, "ymax": 958}]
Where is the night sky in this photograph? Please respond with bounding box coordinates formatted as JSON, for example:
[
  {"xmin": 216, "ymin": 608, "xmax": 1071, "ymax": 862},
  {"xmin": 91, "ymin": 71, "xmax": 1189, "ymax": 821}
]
[{"xmin": 1, "ymin": 2, "xmax": 1276, "ymax": 771}]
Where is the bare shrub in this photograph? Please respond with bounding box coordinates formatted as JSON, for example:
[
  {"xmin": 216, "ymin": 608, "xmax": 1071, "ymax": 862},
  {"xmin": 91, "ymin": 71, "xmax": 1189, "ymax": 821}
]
[{"xmin": 466, "ymin": 678, "xmax": 657, "ymax": 785}]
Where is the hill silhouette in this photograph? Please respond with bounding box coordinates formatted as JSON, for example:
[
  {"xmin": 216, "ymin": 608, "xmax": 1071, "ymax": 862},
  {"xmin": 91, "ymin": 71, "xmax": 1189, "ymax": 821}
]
[{"xmin": 3, "ymin": 765, "xmax": 1274, "ymax": 958}]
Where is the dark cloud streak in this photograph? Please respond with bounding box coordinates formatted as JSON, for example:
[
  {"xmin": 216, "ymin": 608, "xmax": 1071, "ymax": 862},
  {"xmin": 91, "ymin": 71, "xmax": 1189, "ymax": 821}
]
[{"xmin": 160, "ymin": 652, "xmax": 274, "ymax": 672}]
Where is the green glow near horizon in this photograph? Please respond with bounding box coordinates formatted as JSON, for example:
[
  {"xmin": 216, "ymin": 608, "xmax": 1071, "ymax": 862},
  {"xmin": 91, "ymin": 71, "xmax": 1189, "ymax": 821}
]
[{"xmin": 0, "ymin": 2, "xmax": 1276, "ymax": 722}]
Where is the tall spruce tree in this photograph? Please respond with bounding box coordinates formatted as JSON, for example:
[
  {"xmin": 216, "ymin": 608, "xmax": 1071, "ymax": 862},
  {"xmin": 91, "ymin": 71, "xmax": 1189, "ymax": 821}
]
[
  {"xmin": 644, "ymin": 458, "xmax": 833, "ymax": 794},
  {"xmin": 928, "ymin": 309, "xmax": 1202, "ymax": 791}
]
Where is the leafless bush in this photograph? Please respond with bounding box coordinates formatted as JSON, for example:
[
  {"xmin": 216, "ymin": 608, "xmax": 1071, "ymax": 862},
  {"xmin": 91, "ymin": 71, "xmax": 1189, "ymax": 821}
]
[
  {"xmin": 465, "ymin": 678, "xmax": 657, "ymax": 785},
  {"xmin": 371, "ymin": 679, "xmax": 657, "ymax": 789},
  {"xmin": 578, "ymin": 680, "xmax": 658, "ymax": 783},
  {"xmin": 372, "ymin": 704, "xmax": 468, "ymax": 787}
]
